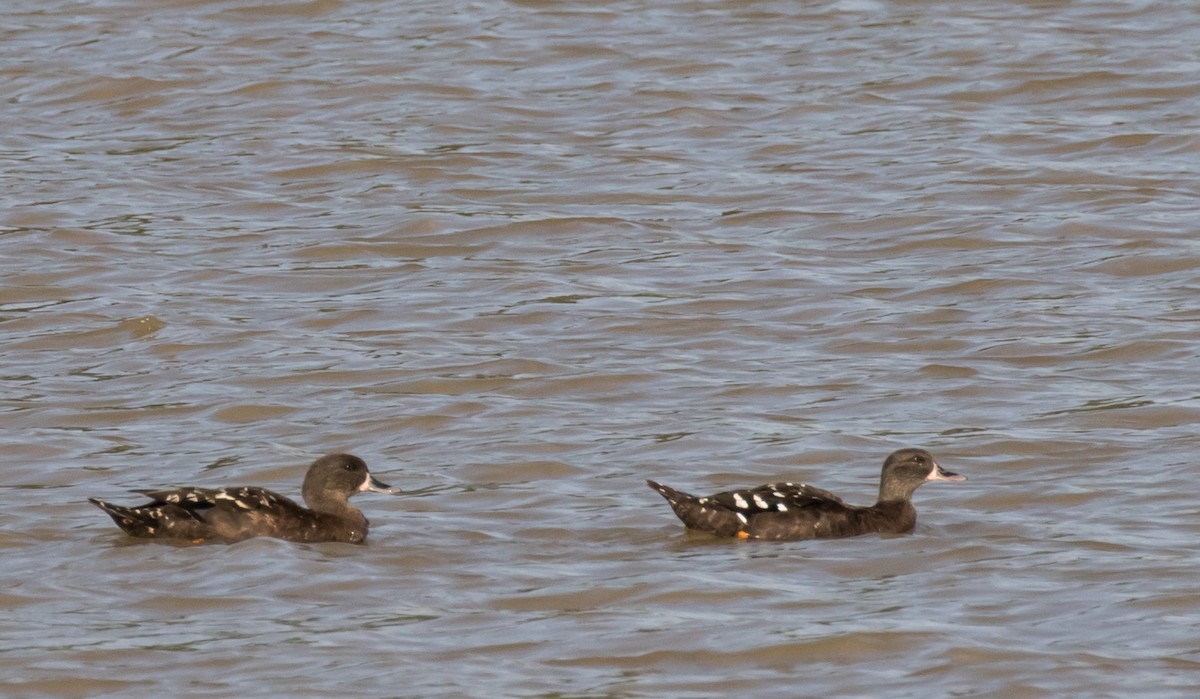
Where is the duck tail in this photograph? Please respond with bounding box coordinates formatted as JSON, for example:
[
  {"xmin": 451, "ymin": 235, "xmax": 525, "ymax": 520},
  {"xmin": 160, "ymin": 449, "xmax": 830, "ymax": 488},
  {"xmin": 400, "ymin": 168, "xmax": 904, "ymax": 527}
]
[
  {"xmin": 645, "ymin": 479, "xmax": 691, "ymax": 504},
  {"xmin": 89, "ymin": 498, "xmax": 158, "ymax": 537},
  {"xmin": 646, "ymin": 480, "xmax": 744, "ymax": 537}
]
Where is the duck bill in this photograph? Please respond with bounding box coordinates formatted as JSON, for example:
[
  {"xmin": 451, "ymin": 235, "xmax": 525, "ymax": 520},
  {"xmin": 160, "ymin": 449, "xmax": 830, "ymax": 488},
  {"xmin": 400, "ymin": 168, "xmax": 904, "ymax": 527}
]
[
  {"xmin": 927, "ymin": 463, "xmax": 967, "ymax": 482},
  {"xmin": 360, "ymin": 473, "xmax": 400, "ymax": 494}
]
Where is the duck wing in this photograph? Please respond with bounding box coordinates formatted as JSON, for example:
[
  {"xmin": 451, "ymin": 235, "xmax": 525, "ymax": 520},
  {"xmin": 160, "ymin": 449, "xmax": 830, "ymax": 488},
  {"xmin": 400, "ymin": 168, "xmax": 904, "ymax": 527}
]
[
  {"xmin": 102, "ymin": 486, "xmax": 310, "ymax": 542},
  {"xmin": 647, "ymin": 479, "xmax": 852, "ymax": 538},
  {"xmin": 710, "ymin": 481, "xmax": 849, "ymax": 514},
  {"xmin": 137, "ymin": 486, "xmax": 302, "ymax": 514}
]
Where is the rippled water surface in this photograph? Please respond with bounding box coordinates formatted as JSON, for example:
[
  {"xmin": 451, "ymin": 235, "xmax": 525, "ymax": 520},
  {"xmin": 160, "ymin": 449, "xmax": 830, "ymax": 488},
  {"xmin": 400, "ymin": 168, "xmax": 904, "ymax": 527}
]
[{"xmin": 4, "ymin": 0, "xmax": 1200, "ymax": 696}]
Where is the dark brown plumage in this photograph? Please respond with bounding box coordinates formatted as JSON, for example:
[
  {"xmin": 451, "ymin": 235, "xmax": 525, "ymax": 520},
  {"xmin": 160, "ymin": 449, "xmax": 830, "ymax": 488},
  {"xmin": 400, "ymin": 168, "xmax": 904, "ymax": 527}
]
[
  {"xmin": 89, "ymin": 453, "xmax": 398, "ymax": 544},
  {"xmin": 647, "ymin": 448, "xmax": 965, "ymax": 541}
]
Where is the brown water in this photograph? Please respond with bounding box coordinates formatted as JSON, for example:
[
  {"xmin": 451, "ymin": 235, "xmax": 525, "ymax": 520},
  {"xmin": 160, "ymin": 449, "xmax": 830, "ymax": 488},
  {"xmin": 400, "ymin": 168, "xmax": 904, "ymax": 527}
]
[{"xmin": 3, "ymin": 0, "xmax": 1200, "ymax": 696}]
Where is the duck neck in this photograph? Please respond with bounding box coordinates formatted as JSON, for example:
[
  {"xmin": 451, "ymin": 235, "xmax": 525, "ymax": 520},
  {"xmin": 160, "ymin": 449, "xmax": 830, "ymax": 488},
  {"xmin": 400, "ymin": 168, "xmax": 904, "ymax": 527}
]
[
  {"xmin": 300, "ymin": 495, "xmax": 369, "ymax": 544},
  {"xmin": 303, "ymin": 487, "xmax": 358, "ymax": 518},
  {"xmin": 877, "ymin": 480, "xmax": 919, "ymax": 504},
  {"xmin": 864, "ymin": 499, "xmax": 917, "ymax": 534}
]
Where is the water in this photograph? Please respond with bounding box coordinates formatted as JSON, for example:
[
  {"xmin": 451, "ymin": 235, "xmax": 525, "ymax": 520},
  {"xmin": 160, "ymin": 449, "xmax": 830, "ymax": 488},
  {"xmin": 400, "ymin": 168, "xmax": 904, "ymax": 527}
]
[{"xmin": 3, "ymin": 0, "xmax": 1200, "ymax": 696}]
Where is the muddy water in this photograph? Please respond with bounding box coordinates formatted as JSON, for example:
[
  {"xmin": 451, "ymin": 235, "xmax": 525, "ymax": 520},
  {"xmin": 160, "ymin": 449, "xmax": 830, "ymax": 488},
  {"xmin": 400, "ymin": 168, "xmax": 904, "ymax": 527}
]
[{"xmin": 3, "ymin": 0, "xmax": 1200, "ymax": 696}]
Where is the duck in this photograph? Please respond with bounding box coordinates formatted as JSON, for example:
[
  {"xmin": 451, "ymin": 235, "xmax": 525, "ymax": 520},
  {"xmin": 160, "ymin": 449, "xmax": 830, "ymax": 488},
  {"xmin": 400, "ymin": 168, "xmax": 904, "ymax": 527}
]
[
  {"xmin": 89, "ymin": 453, "xmax": 398, "ymax": 544},
  {"xmin": 646, "ymin": 448, "xmax": 965, "ymax": 541}
]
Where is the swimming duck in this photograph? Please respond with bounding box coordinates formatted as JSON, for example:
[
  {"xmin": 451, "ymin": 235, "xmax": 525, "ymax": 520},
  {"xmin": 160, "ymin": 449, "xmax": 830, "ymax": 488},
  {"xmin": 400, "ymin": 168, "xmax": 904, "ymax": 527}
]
[
  {"xmin": 646, "ymin": 448, "xmax": 965, "ymax": 541},
  {"xmin": 89, "ymin": 453, "xmax": 397, "ymax": 544}
]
